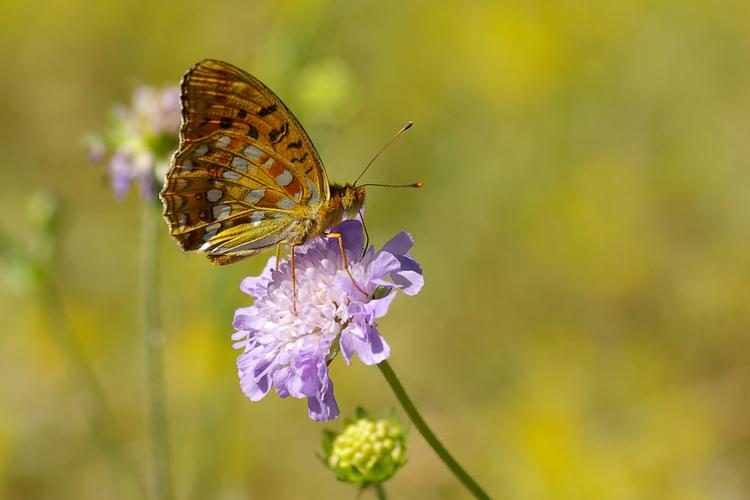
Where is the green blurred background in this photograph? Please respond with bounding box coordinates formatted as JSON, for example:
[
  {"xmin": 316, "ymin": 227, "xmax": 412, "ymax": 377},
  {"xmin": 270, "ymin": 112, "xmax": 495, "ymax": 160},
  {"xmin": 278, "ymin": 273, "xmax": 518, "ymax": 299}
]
[{"xmin": 2, "ymin": 0, "xmax": 750, "ymax": 498}]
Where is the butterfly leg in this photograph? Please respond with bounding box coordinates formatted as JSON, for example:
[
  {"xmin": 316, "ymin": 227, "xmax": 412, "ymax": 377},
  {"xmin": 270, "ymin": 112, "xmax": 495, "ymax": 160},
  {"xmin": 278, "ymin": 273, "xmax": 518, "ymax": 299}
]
[
  {"xmin": 275, "ymin": 242, "xmax": 282, "ymax": 271},
  {"xmin": 326, "ymin": 232, "xmax": 368, "ymax": 298},
  {"xmin": 290, "ymin": 241, "xmax": 302, "ymax": 314}
]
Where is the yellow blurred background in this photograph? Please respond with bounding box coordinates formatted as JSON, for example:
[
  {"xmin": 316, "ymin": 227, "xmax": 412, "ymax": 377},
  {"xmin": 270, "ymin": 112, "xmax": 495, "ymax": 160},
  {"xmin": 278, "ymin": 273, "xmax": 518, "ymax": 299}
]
[{"xmin": 1, "ymin": 0, "xmax": 750, "ymax": 498}]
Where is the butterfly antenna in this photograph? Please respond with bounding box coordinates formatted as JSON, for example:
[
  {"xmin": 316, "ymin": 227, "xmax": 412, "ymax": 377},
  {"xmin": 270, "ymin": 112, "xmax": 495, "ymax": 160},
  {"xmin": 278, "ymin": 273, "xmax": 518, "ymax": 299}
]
[
  {"xmin": 360, "ymin": 208, "xmax": 370, "ymax": 258},
  {"xmin": 360, "ymin": 181, "xmax": 423, "ymax": 189},
  {"xmin": 353, "ymin": 121, "xmax": 413, "ymax": 186}
]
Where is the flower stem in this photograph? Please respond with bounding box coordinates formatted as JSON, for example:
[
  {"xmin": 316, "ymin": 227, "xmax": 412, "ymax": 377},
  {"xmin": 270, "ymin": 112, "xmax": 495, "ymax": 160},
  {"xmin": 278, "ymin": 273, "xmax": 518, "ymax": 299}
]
[
  {"xmin": 374, "ymin": 483, "xmax": 387, "ymax": 500},
  {"xmin": 377, "ymin": 360, "xmax": 490, "ymax": 500},
  {"xmin": 142, "ymin": 202, "xmax": 173, "ymax": 500}
]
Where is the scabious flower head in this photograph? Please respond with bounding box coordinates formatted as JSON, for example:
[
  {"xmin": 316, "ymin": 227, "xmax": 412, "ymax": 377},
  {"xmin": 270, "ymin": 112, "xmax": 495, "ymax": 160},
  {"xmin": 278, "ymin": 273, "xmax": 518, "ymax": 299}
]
[
  {"xmin": 322, "ymin": 411, "xmax": 407, "ymax": 485},
  {"xmin": 232, "ymin": 219, "xmax": 423, "ymax": 421},
  {"xmin": 88, "ymin": 85, "xmax": 180, "ymax": 200}
]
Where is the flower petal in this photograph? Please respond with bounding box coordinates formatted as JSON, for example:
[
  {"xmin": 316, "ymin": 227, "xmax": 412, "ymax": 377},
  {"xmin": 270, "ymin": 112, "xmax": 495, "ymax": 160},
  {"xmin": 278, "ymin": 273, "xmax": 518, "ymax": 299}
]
[
  {"xmin": 368, "ymin": 251, "xmax": 401, "ymax": 281},
  {"xmin": 273, "ymin": 367, "xmax": 291, "ymax": 398},
  {"xmin": 307, "ymin": 377, "xmax": 339, "ymax": 422},
  {"xmin": 368, "ymin": 291, "xmax": 397, "ymax": 318},
  {"xmin": 380, "ymin": 231, "xmax": 414, "ymax": 256},
  {"xmin": 392, "ymin": 270, "xmax": 424, "ymax": 296},
  {"xmin": 232, "ymin": 307, "xmax": 257, "ymax": 330},
  {"xmin": 240, "ymin": 257, "xmax": 277, "ymax": 294},
  {"xmin": 288, "ymin": 357, "xmax": 324, "ymax": 398},
  {"xmin": 238, "ymin": 357, "xmax": 272, "ymax": 401},
  {"xmin": 337, "ymin": 219, "xmax": 364, "ymax": 254},
  {"xmin": 396, "ymin": 254, "xmax": 422, "ymax": 275},
  {"xmin": 341, "ymin": 321, "xmax": 390, "ymax": 366},
  {"xmin": 109, "ymin": 150, "xmax": 134, "ymax": 199}
]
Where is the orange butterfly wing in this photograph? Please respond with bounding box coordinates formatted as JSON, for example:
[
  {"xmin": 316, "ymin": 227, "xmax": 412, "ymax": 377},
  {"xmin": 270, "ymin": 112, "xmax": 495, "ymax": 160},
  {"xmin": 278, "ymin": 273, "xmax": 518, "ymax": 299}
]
[{"xmin": 160, "ymin": 59, "xmax": 331, "ymax": 264}]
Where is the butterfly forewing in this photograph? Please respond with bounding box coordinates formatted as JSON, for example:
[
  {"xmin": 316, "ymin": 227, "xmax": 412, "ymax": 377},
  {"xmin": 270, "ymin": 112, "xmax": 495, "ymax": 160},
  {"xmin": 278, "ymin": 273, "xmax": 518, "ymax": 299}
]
[{"xmin": 161, "ymin": 59, "xmax": 330, "ymax": 263}]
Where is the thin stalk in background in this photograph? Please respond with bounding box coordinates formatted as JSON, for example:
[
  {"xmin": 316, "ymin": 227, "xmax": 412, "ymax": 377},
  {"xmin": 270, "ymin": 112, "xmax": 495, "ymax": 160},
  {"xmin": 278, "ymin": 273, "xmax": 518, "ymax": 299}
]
[
  {"xmin": 17, "ymin": 190, "xmax": 144, "ymax": 498},
  {"xmin": 377, "ymin": 360, "xmax": 491, "ymax": 500},
  {"xmin": 142, "ymin": 202, "xmax": 173, "ymax": 500}
]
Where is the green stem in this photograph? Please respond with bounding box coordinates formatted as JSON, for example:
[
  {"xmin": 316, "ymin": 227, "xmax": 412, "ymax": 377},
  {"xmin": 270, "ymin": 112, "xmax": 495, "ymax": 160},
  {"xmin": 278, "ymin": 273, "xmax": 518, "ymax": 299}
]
[
  {"xmin": 373, "ymin": 483, "xmax": 387, "ymax": 500},
  {"xmin": 377, "ymin": 361, "xmax": 490, "ymax": 500},
  {"xmin": 142, "ymin": 202, "xmax": 173, "ymax": 500}
]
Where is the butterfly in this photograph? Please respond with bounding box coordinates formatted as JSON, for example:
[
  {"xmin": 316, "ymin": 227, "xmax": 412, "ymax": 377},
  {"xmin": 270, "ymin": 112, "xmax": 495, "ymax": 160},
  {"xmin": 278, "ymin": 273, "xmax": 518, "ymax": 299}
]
[{"xmin": 160, "ymin": 59, "xmax": 369, "ymax": 268}]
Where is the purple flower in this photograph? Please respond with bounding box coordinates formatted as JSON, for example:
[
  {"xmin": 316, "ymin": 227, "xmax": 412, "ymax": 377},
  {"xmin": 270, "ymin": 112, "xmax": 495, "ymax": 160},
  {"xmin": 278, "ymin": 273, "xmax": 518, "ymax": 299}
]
[
  {"xmin": 231, "ymin": 220, "xmax": 423, "ymax": 422},
  {"xmin": 88, "ymin": 86, "xmax": 180, "ymax": 200}
]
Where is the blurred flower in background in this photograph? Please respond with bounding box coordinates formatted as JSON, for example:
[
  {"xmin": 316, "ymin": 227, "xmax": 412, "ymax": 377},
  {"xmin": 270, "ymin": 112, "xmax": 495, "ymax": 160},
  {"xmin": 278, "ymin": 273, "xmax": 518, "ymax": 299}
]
[
  {"xmin": 87, "ymin": 86, "xmax": 180, "ymax": 200},
  {"xmin": 321, "ymin": 409, "xmax": 407, "ymax": 486},
  {"xmin": 231, "ymin": 219, "xmax": 423, "ymax": 421}
]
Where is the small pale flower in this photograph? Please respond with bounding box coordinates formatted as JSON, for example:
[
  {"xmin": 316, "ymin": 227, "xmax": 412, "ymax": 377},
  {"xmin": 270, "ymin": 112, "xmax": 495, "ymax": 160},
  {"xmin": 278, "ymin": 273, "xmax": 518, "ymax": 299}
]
[
  {"xmin": 231, "ymin": 219, "xmax": 423, "ymax": 421},
  {"xmin": 88, "ymin": 85, "xmax": 180, "ymax": 200},
  {"xmin": 322, "ymin": 411, "xmax": 407, "ymax": 485}
]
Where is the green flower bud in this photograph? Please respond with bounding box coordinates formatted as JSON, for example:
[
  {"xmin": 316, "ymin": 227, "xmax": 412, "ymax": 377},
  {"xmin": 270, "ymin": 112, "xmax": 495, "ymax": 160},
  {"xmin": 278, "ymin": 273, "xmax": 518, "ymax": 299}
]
[{"xmin": 321, "ymin": 410, "xmax": 407, "ymax": 486}]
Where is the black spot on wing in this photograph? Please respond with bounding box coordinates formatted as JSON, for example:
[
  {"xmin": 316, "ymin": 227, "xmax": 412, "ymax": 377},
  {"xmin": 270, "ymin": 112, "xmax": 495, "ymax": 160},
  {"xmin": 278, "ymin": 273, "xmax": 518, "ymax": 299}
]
[
  {"xmin": 219, "ymin": 117, "xmax": 233, "ymax": 129},
  {"xmin": 257, "ymin": 104, "xmax": 278, "ymax": 117},
  {"xmin": 290, "ymin": 152, "xmax": 309, "ymax": 164},
  {"xmin": 268, "ymin": 122, "xmax": 288, "ymax": 144}
]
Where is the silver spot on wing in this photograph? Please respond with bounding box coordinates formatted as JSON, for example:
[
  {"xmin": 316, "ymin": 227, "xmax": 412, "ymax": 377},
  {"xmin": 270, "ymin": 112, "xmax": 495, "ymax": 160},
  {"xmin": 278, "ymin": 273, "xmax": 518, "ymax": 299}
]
[
  {"xmin": 212, "ymin": 205, "xmax": 231, "ymax": 220},
  {"xmin": 206, "ymin": 189, "xmax": 223, "ymax": 202},
  {"xmin": 246, "ymin": 189, "xmax": 265, "ymax": 204},
  {"xmin": 275, "ymin": 169, "xmax": 293, "ymax": 187},
  {"xmin": 231, "ymin": 156, "xmax": 248, "ymax": 171}
]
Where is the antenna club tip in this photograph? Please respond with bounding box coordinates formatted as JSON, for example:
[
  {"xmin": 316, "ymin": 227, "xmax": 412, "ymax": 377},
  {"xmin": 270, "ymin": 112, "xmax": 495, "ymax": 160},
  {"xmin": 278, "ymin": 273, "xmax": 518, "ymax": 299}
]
[
  {"xmin": 403, "ymin": 121, "xmax": 414, "ymax": 130},
  {"xmin": 414, "ymin": 180, "xmax": 423, "ymax": 188}
]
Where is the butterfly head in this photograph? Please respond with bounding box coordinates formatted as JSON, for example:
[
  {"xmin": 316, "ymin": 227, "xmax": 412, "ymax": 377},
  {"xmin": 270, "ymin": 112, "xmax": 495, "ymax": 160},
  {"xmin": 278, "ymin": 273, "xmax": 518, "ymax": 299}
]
[{"xmin": 337, "ymin": 184, "xmax": 366, "ymax": 219}]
